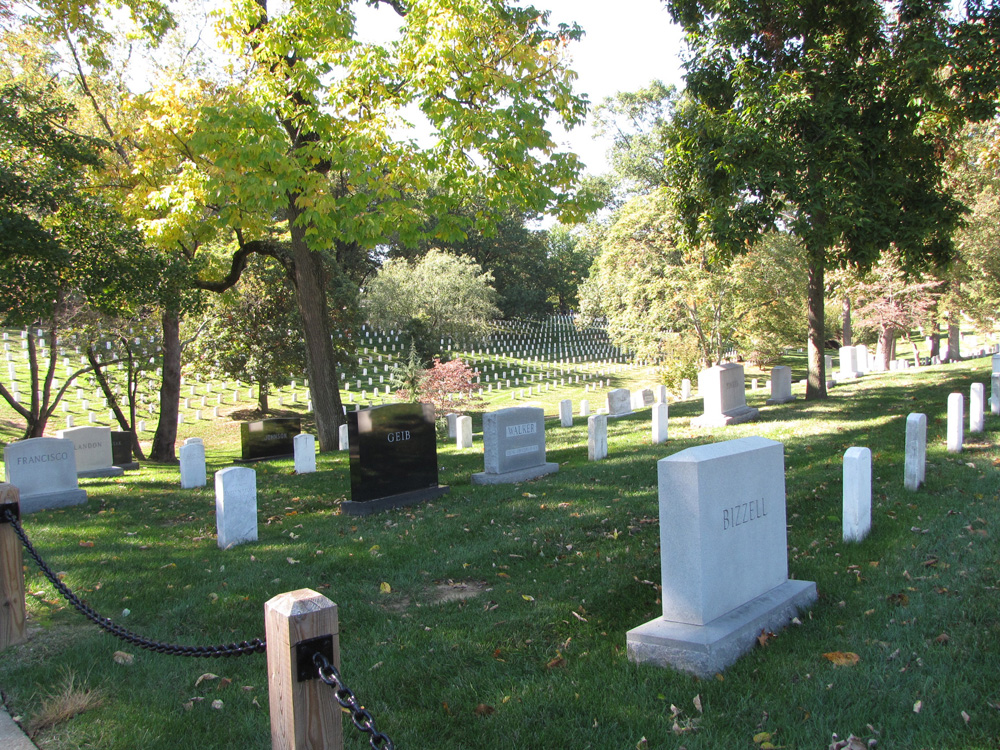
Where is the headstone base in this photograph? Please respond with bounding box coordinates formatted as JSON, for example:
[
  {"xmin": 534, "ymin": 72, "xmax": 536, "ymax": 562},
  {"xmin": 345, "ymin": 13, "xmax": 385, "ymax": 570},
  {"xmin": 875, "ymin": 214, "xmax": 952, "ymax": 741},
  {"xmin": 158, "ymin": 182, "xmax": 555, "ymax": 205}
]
[
  {"xmin": 19, "ymin": 489, "xmax": 88, "ymax": 515},
  {"xmin": 626, "ymin": 579, "xmax": 817, "ymax": 678},
  {"xmin": 691, "ymin": 406, "xmax": 759, "ymax": 428},
  {"xmin": 471, "ymin": 462, "xmax": 558, "ymax": 486},
  {"xmin": 341, "ymin": 485, "xmax": 450, "ymax": 517},
  {"xmin": 234, "ymin": 453, "xmax": 294, "ymax": 464},
  {"xmin": 764, "ymin": 395, "xmax": 796, "ymax": 406},
  {"xmin": 78, "ymin": 466, "xmax": 124, "ymax": 479},
  {"xmin": 607, "ymin": 410, "xmax": 634, "ymax": 419},
  {"xmin": 113, "ymin": 462, "xmax": 141, "ymax": 472}
]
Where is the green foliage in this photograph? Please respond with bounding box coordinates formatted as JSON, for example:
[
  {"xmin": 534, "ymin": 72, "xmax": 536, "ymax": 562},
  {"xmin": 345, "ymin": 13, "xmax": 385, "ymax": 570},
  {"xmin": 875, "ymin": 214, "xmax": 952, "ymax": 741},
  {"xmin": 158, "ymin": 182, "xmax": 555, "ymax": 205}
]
[
  {"xmin": 364, "ymin": 249, "xmax": 500, "ymax": 358},
  {"xmin": 387, "ymin": 341, "xmax": 425, "ymax": 401},
  {"xmin": 186, "ymin": 255, "xmax": 305, "ymax": 410}
]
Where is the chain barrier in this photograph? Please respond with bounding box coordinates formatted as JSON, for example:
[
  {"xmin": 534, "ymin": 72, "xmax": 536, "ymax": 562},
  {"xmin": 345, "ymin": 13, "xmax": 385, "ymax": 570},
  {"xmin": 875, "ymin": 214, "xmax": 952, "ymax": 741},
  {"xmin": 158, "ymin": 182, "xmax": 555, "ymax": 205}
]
[
  {"xmin": 315, "ymin": 652, "xmax": 396, "ymax": 750},
  {"xmin": 1, "ymin": 506, "xmax": 266, "ymax": 657},
  {"xmin": 3, "ymin": 506, "xmax": 396, "ymax": 745}
]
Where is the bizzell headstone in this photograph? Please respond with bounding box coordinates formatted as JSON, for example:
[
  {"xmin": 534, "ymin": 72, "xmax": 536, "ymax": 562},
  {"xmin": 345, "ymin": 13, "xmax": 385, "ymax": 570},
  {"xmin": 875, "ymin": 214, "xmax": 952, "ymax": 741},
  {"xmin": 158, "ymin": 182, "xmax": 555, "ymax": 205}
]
[
  {"xmin": 237, "ymin": 417, "xmax": 300, "ymax": 462},
  {"xmin": 627, "ymin": 437, "xmax": 816, "ymax": 678},
  {"xmin": 3, "ymin": 437, "xmax": 87, "ymax": 514},
  {"xmin": 472, "ymin": 407, "xmax": 558, "ymax": 485},
  {"xmin": 342, "ymin": 403, "xmax": 448, "ymax": 516}
]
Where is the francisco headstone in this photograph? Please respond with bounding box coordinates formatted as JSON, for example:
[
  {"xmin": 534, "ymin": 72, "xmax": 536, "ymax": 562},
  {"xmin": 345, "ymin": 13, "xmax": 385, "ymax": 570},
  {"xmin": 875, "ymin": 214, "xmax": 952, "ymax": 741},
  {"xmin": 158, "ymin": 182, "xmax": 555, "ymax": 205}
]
[
  {"xmin": 692, "ymin": 364, "xmax": 759, "ymax": 428},
  {"xmin": 3, "ymin": 438, "xmax": 87, "ymax": 514},
  {"xmin": 472, "ymin": 407, "xmax": 557, "ymax": 484},
  {"xmin": 56, "ymin": 426, "xmax": 123, "ymax": 478},
  {"xmin": 215, "ymin": 467, "xmax": 257, "ymax": 549},
  {"xmin": 626, "ymin": 437, "xmax": 817, "ymax": 677},
  {"xmin": 843, "ymin": 447, "xmax": 872, "ymax": 542}
]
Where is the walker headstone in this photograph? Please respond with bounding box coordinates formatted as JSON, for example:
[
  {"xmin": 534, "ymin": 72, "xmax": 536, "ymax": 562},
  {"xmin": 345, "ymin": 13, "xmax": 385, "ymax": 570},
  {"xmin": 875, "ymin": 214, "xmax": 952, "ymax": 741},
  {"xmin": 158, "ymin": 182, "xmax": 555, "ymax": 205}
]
[
  {"xmin": 3, "ymin": 438, "xmax": 87, "ymax": 514},
  {"xmin": 626, "ymin": 437, "xmax": 817, "ymax": 677},
  {"xmin": 472, "ymin": 407, "xmax": 557, "ymax": 485},
  {"xmin": 343, "ymin": 403, "xmax": 448, "ymax": 515},
  {"xmin": 238, "ymin": 417, "xmax": 300, "ymax": 462}
]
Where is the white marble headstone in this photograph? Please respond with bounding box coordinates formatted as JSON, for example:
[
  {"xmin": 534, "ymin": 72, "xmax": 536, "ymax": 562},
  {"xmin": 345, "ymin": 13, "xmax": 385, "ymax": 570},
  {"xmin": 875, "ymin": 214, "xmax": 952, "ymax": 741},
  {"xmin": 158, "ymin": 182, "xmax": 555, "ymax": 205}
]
[
  {"xmin": 3, "ymin": 437, "xmax": 87, "ymax": 513},
  {"xmin": 215, "ymin": 467, "xmax": 257, "ymax": 549},
  {"xmin": 55, "ymin": 426, "xmax": 122, "ymax": 478},
  {"xmin": 843, "ymin": 447, "xmax": 872, "ymax": 542},
  {"xmin": 179, "ymin": 441, "xmax": 207, "ymax": 488},
  {"xmin": 293, "ymin": 433, "xmax": 316, "ymax": 474}
]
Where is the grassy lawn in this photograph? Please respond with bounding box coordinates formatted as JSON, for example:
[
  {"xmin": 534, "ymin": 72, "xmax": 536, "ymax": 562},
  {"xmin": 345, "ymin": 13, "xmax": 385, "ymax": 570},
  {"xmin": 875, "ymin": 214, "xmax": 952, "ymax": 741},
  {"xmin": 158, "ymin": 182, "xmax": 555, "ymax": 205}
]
[{"xmin": 1, "ymin": 355, "xmax": 999, "ymax": 749}]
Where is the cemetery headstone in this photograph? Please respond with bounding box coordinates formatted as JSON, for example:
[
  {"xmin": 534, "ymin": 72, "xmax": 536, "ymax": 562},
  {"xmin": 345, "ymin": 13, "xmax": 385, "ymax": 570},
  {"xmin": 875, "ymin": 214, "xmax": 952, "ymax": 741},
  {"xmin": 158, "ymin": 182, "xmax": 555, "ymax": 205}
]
[
  {"xmin": 992, "ymin": 373, "xmax": 1000, "ymax": 417},
  {"xmin": 3, "ymin": 438, "xmax": 87, "ymax": 514},
  {"xmin": 179, "ymin": 441, "xmax": 207, "ymax": 489},
  {"xmin": 626, "ymin": 437, "xmax": 817, "ymax": 677},
  {"xmin": 606, "ymin": 388, "xmax": 633, "ymax": 418},
  {"xmin": 764, "ymin": 366, "xmax": 796, "ymax": 406},
  {"xmin": 472, "ymin": 407, "xmax": 557, "ymax": 484},
  {"xmin": 588, "ymin": 414, "xmax": 608, "ymax": 461},
  {"xmin": 456, "ymin": 416, "xmax": 473, "ymax": 449},
  {"xmin": 855, "ymin": 344, "xmax": 870, "ymax": 373},
  {"xmin": 904, "ymin": 413, "xmax": 926, "ymax": 491},
  {"xmin": 343, "ymin": 403, "xmax": 448, "ymax": 515},
  {"xmin": 237, "ymin": 417, "xmax": 300, "ymax": 462},
  {"xmin": 681, "ymin": 379, "xmax": 692, "ymax": 400},
  {"xmin": 338, "ymin": 423, "xmax": 349, "ymax": 451},
  {"xmin": 446, "ymin": 413, "xmax": 459, "ymax": 439},
  {"xmin": 111, "ymin": 431, "xmax": 140, "ymax": 471},
  {"xmin": 947, "ymin": 393, "xmax": 964, "ymax": 453},
  {"xmin": 692, "ymin": 364, "xmax": 759, "ymax": 428},
  {"xmin": 652, "ymin": 402, "xmax": 668, "ymax": 445},
  {"xmin": 843, "ymin": 447, "xmax": 872, "ymax": 542},
  {"xmin": 293, "ymin": 434, "xmax": 316, "ymax": 474},
  {"xmin": 215, "ymin": 467, "xmax": 257, "ymax": 549},
  {"xmin": 838, "ymin": 346, "xmax": 862, "ymax": 379},
  {"xmin": 559, "ymin": 399, "xmax": 573, "ymax": 428},
  {"xmin": 970, "ymin": 383, "xmax": 985, "ymax": 433},
  {"xmin": 580, "ymin": 399, "xmax": 590, "ymax": 417},
  {"xmin": 55, "ymin": 426, "xmax": 123, "ymax": 478}
]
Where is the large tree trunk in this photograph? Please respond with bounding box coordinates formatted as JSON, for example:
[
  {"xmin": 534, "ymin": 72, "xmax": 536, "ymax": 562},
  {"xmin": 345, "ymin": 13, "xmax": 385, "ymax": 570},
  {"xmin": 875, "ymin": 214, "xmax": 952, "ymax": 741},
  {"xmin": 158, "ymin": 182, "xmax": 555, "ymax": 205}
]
[
  {"xmin": 876, "ymin": 326, "xmax": 895, "ymax": 370},
  {"xmin": 805, "ymin": 251, "xmax": 827, "ymax": 399},
  {"xmin": 149, "ymin": 309, "xmax": 181, "ymax": 462},
  {"xmin": 842, "ymin": 296, "xmax": 852, "ymax": 347},
  {"xmin": 258, "ymin": 384, "xmax": 269, "ymax": 414},
  {"xmin": 287, "ymin": 201, "xmax": 345, "ymax": 452}
]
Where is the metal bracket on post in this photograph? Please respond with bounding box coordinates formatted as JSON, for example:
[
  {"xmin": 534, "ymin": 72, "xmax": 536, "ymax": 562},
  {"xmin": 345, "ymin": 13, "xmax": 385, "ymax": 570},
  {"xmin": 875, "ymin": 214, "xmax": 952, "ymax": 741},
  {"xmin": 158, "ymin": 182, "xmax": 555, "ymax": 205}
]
[
  {"xmin": 295, "ymin": 634, "xmax": 334, "ymax": 682},
  {"xmin": 0, "ymin": 498, "xmax": 19, "ymax": 523}
]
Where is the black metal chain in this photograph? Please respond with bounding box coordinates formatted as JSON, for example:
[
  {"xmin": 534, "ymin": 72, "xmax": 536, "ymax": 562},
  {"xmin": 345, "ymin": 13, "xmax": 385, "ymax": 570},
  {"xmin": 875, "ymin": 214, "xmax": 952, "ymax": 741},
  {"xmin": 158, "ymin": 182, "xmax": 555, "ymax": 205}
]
[
  {"xmin": 2, "ymin": 506, "xmax": 266, "ymax": 657},
  {"xmin": 314, "ymin": 652, "xmax": 395, "ymax": 750}
]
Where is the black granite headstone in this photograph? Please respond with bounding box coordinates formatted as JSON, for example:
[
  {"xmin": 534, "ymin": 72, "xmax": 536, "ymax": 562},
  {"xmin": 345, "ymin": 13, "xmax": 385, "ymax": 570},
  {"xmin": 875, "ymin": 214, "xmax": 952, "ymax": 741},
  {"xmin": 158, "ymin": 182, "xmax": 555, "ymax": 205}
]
[
  {"xmin": 343, "ymin": 403, "xmax": 449, "ymax": 515},
  {"xmin": 111, "ymin": 431, "xmax": 140, "ymax": 471},
  {"xmin": 237, "ymin": 417, "xmax": 300, "ymax": 462}
]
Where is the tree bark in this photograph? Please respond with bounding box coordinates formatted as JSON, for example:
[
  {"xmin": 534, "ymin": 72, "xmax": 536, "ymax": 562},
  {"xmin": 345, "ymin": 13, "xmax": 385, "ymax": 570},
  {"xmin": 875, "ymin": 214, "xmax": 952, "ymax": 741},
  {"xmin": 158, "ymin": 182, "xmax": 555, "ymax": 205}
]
[
  {"xmin": 805, "ymin": 251, "xmax": 827, "ymax": 399},
  {"xmin": 842, "ymin": 296, "xmax": 852, "ymax": 347},
  {"xmin": 877, "ymin": 326, "xmax": 895, "ymax": 371},
  {"xmin": 149, "ymin": 309, "xmax": 181, "ymax": 462},
  {"xmin": 287, "ymin": 199, "xmax": 345, "ymax": 451},
  {"xmin": 258, "ymin": 384, "xmax": 269, "ymax": 414}
]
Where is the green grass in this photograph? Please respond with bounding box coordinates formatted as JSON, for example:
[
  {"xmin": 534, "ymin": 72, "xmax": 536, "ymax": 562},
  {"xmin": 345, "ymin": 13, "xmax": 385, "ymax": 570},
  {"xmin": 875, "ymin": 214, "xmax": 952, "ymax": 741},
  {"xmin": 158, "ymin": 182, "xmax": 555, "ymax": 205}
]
[{"xmin": 2, "ymin": 356, "xmax": 1000, "ymax": 749}]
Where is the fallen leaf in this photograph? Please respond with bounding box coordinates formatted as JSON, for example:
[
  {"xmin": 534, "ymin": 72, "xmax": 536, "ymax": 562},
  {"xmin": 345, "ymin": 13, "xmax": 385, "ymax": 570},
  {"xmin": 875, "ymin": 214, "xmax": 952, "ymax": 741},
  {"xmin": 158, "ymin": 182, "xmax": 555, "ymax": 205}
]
[
  {"xmin": 522, "ymin": 594, "xmax": 535, "ymax": 602},
  {"xmin": 934, "ymin": 632, "xmax": 950, "ymax": 645},
  {"xmin": 823, "ymin": 651, "xmax": 860, "ymax": 667},
  {"xmin": 571, "ymin": 610, "xmax": 587, "ymax": 622},
  {"xmin": 693, "ymin": 694, "xmax": 703, "ymax": 714},
  {"xmin": 211, "ymin": 700, "xmax": 223, "ymax": 710},
  {"xmin": 195, "ymin": 673, "xmax": 219, "ymax": 687},
  {"xmin": 442, "ymin": 701, "xmax": 452, "ymax": 716},
  {"xmin": 287, "ymin": 557, "xmax": 300, "ymax": 564},
  {"xmin": 887, "ymin": 592, "xmax": 910, "ymax": 606},
  {"xmin": 379, "ymin": 582, "xmax": 391, "ymax": 594},
  {"xmin": 474, "ymin": 704, "xmax": 496, "ymax": 717},
  {"xmin": 79, "ymin": 540, "xmax": 95, "ymax": 547},
  {"xmin": 182, "ymin": 701, "xmax": 193, "ymax": 711},
  {"xmin": 757, "ymin": 630, "xmax": 776, "ymax": 648},
  {"xmin": 218, "ymin": 677, "xmax": 233, "ymax": 690},
  {"xmin": 113, "ymin": 651, "xmax": 134, "ymax": 665},
  {"xmin": 546, "ymin": 655, "xmax": 566, "ymax": 669},
  {"xmin": 913, "ymin": 700, "xmax": 922, "ymax": 713},
  {"xmin": 961, "ymin": 710, "xmax": 970, "ymax": 724}
]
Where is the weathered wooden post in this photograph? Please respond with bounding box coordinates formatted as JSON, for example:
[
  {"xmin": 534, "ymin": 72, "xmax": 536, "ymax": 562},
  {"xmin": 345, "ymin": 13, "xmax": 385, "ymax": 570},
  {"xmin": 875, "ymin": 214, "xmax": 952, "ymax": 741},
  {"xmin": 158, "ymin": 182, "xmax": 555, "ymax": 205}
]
[
  {"xmin": 265, "ymin": 588, "xmax": 342, "ymax": 750},
  {"xmin": 0, "ymin": 483, "xmax": 27, "ymax": 649}
]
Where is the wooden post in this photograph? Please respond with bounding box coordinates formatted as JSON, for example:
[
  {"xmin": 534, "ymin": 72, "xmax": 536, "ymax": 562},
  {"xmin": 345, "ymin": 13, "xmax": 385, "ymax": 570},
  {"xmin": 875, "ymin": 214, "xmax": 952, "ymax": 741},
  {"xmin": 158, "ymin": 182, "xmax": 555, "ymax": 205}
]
[
  {"xmin": 265, "ymin": 588, "xmax": 342, "ymax": 750},
  {"xmin": 0, "ymin": 483, "xmax": 27, "ymax": 649}
]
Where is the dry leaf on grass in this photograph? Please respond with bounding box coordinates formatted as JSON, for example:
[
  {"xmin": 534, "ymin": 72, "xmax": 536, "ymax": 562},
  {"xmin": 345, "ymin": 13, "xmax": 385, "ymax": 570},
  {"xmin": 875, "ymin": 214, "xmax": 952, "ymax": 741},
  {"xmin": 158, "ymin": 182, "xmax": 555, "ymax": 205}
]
[
  {"xmin": 474, "ymin": 704, "xmax": 496, "ymax": 717},
  {"xmin": 112, "ymin": 651, "xmax": 134, "ymax": 666},
  {"xmin": 195, "ymin": 673, "xmax": 219, "ymax": 687},
  {"xmin": 823, "ymin": 651, "xmax": 860, "ymax": 667}
]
